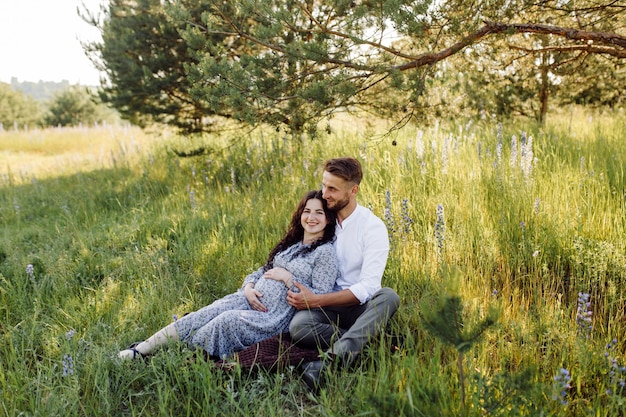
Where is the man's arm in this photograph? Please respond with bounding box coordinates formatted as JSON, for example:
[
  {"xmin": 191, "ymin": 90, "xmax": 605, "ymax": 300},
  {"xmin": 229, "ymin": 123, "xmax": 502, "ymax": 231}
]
[
  {"xmin": 287, "ymin": 283, "xmax": 359, "ymax": 310},
  {"xmin": 340, "ymin": 212, "xmax": 390, "ymax": 303}
]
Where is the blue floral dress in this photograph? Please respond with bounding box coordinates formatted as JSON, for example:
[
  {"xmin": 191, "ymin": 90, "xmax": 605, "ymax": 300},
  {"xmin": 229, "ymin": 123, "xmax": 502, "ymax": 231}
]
[{"xmin": 174, "ymin": 242, "xmax": 339, "ymax": 358}]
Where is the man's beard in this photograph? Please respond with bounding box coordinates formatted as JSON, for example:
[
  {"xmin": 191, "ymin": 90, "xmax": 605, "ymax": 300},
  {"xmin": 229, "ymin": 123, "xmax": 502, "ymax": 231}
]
[{"xmin": 329, "ymin": 196, "xmax": 350, "ymax": 212}]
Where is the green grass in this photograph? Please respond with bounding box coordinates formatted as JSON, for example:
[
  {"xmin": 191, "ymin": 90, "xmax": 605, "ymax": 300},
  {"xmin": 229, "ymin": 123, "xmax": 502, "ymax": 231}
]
[{"xmin": 1, "ymin": 109, "xmax": 625, "ymax": 416}]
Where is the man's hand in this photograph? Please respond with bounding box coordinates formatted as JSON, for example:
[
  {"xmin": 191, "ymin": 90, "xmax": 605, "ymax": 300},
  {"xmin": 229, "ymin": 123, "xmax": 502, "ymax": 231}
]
[
  {"xmin": 287, "ymin": 281, "xmax": 319, "ymax": 310},
  {"xmin": 244, "ymin": 284, "xmax": 267, "ymax": 312}
]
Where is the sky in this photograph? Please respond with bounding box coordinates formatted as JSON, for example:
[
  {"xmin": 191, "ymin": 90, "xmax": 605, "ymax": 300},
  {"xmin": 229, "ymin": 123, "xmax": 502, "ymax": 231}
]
[{"xmin": 0, "ymin": 0, "xmax": 106, "ymax": 85}]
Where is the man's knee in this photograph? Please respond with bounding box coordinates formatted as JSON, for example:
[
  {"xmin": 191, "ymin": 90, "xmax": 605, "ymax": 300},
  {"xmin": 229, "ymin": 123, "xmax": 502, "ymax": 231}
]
[
  {"xmin": 289, "ymin": 310, "xmax": 312, "ymax": 340},
  {"xmin": 373, "ymin": 287, "xmax": 400, "ymax": 315}
]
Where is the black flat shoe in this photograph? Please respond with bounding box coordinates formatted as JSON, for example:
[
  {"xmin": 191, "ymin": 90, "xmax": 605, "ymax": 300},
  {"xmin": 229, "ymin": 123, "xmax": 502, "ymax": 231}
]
[
  {"xmin": 119, "ymin": 342, "xmax": 146, "ymax": 360},
  {"xmin": 128, "ymin": 342, "xmax": 145, "ymax": 359}
]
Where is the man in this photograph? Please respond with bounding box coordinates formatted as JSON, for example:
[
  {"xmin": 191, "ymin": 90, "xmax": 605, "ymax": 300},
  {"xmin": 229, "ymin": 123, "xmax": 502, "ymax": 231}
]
[{"xmin": 287, "ymin": 157, "xmax": 400, "ymax": 391}]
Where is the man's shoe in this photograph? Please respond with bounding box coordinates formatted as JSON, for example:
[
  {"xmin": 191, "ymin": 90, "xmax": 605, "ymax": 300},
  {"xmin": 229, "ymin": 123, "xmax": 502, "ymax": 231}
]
[{"xmin": 301, "ymin": 359, "xmax": 328, "ymax": 392}]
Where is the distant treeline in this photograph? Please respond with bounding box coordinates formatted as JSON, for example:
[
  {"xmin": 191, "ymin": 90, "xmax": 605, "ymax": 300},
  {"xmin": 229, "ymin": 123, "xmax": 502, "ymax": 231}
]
[
  {"xmin": 0, "ymin": 79, "xmax": 118, "ymax": 130},
  {"xmin": 9, "ymin": 78, "xmax": 81, "ymax": 102}
]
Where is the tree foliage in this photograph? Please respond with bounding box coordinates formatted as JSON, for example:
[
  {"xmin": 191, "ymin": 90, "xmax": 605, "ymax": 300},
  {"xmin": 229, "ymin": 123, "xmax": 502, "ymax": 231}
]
[
  {"xmin": 83, "ymin": 0, "xmax": 210, "ymax": 133},
  {"xmin": 44, "ymin": 87, "xmax": 103, "ymax": 127},
  {"xmin": 85, "ymin": 0, "xmax": 626, "ymax": 135},
  {"xmin": 0, "ymin": 83, "xmax": 41, "ymax": 129},
  {"xmin": 559, "ymin": 53, "xmax": 626, "ymax": 108}
]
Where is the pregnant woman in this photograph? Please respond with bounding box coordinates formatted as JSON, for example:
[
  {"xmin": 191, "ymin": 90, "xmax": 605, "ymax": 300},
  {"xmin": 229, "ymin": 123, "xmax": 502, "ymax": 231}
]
[{"xmin": 119, "ymin": 189, "xmax": 339, "ymax": 360}]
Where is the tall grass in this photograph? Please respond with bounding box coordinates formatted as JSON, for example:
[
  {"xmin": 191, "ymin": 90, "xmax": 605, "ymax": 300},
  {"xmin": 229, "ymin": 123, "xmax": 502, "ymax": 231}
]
[{"xmin": 1, "ymin": 109, "xmax": 625, "ymax": 416}]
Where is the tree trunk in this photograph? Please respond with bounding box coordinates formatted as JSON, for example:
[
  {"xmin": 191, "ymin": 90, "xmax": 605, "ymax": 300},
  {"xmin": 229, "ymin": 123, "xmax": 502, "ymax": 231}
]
[{"xmin": 538, "ymin": 52, "xmax": 550, "ymax": 125}]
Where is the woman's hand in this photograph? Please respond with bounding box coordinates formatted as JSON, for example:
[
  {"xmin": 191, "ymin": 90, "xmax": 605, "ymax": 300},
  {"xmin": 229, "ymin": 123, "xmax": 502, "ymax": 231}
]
[
  {"xmin": 243, "ymin": 283, "xmax": 267, "ymax": 312},
  {"xmin": 263, "ymin": 267, "xmax": 293, "ymax": 287}
]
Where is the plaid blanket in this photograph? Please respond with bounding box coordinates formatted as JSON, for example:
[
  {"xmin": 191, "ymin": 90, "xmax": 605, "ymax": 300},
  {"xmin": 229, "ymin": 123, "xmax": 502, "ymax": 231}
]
[{"xmin": 215, "ymin": 333, "xmax": 319, "ymax": 371}]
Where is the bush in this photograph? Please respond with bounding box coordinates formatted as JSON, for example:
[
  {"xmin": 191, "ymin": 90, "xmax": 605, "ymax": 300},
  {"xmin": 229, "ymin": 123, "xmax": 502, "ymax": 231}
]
[
  {"xmin": 44, "ymin": 87, "xmax": 101, "ymax": 127},
  {"xmin": 0, "ymin": 82, "xmax": 42, "ymax": 129}
]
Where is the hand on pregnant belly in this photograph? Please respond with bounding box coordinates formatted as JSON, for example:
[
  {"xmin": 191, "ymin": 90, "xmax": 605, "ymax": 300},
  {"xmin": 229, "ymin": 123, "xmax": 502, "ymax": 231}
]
[
  {"xmin": 254, "ymin": 277, "xmax": 290, "ymax": 312},
  {"xmin": 263, "ymin": 267, "xmax": 293, "ymax": 284},
  {"xmin": 244, "ymin": 284, "xmax": 267, "ymax": 312}
]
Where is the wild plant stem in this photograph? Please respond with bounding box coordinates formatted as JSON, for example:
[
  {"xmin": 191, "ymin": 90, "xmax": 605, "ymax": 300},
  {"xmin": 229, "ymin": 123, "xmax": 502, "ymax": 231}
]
[{"xmin": 458, "ymin": 350, "xmax": 466, "ymax": 414}]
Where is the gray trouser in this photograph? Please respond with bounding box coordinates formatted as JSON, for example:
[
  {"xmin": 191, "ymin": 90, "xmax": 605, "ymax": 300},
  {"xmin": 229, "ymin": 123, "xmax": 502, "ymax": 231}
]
[{"xmin": 289, "ymin": 287, "xmax": 400, "ymax": 358}]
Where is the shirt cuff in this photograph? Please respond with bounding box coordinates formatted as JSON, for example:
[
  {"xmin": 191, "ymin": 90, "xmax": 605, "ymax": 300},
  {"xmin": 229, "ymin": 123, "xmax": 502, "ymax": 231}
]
[{"xmin": 348, "ymin": 284, "xmax": 371, "ymax": 304}]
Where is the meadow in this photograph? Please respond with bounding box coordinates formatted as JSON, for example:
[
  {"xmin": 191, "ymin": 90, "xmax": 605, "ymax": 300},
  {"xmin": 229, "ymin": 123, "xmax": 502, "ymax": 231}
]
[{"xmin": 0, "ymin": 109, "xmax": 625, "ymax": 416}]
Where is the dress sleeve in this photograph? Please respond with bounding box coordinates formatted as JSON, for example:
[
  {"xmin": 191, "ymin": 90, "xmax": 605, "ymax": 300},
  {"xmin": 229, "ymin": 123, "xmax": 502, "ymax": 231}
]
[
  {"xmin": 241, "ymin": 265, "xmax": 265, "ymax": 289},
  {"xmin": 295, "ymin": 243, "xmax": 339, "ymax": 295}
]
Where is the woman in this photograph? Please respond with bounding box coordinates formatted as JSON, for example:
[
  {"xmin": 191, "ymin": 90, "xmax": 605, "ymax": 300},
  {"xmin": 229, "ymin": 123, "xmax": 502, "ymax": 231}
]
[{"xmin": 119, "ymin": 190, "xmax": 339, "ymax": 360}]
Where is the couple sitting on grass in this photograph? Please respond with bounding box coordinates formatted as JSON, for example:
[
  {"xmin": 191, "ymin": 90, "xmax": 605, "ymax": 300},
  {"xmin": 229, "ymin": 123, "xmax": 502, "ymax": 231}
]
[{"xmin": 118, "ymin": 157, "xmax": 400, "ymax": 391}]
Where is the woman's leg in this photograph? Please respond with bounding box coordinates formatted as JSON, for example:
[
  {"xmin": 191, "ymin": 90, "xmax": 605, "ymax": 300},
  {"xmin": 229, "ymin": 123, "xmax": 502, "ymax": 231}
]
[
  {"xmin": 190, "ymin": 310, "xmax": 272, "ymax": 359},
  {"xmin": 119, "ymin": 293, "xmax": 250, "ymax": 360},
  {"xmin": 118, "ymin": 322, "xmax": 179, "ymax": 359}
]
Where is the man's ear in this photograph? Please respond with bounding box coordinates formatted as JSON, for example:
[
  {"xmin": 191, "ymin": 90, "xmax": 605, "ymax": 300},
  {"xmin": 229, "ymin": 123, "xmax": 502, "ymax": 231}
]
[{"xmin": 350, "ymin": 183, "xmax": 359, "ymax": 197}]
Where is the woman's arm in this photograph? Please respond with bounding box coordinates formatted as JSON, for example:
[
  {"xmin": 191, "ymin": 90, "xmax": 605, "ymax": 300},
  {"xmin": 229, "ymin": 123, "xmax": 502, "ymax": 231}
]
[
  {"xmin": 262, "ymin": 267, "xmax": 294, "ymax": 287},
  {"xmin": 241, "ymin": 265, "xmax": 265, "ymax": 288},
  {"xmin": 307, "ymin": 244, "xmax": 340, "ymax": 294},
  {"xmin": 242, "ymin": 266, "xmax": 268, "ymax": 312},
  {"xmin": 263, "ymin": 243, "xmax": 339, "ymax": 294},
  {"xmin": 285, "ymin": 244, "xmax": 358, "ymax": 309},
  {"xmin": 265, "ymin": 244, "xmax": 339, "ymax": 294}
]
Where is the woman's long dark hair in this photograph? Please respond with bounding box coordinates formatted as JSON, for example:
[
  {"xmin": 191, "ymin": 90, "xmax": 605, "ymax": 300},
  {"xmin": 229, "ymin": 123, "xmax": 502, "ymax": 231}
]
[{"xmin": 264, "ymin": 190, "xmax": 336, "ymax": 269}]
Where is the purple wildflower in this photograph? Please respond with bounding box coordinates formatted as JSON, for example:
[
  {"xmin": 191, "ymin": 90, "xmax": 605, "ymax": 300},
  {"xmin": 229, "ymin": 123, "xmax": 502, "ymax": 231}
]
[
  {"xmin": 576, "ymin": 292, "xmax": 592, "ymax": 336},
  {"xmin": 552, "ymin": 368, "xmax": 571, "ymax": 405}
]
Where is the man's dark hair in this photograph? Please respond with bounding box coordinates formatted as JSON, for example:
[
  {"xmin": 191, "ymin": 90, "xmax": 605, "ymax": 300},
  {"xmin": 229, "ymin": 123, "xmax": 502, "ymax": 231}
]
[{"xmin": 324, "ymin": 157, "xmax": 363, "ymax": 185}]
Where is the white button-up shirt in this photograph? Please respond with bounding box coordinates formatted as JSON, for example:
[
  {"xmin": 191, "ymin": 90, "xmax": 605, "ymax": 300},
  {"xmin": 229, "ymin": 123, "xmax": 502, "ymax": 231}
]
[{"xmin": 333, "ymin": 204, "xmax": 389, "ymax": 304}]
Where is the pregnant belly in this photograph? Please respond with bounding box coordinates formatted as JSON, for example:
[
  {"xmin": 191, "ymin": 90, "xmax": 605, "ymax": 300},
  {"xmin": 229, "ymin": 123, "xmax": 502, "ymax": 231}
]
[{"xmin": 253, "ymin": 277, "xmax": 290, "ymax": 311}]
